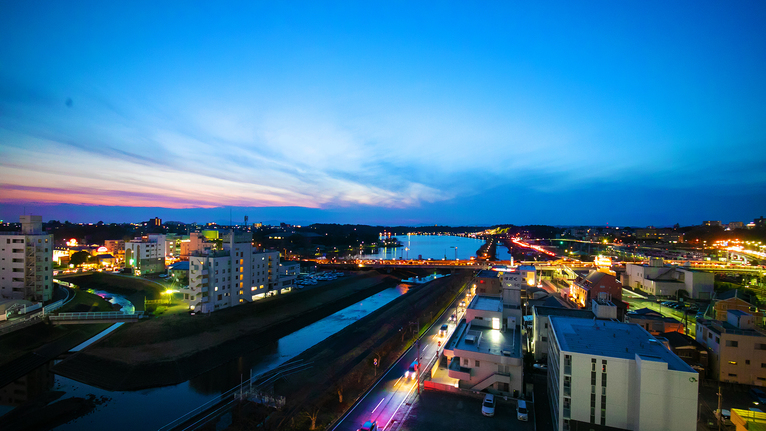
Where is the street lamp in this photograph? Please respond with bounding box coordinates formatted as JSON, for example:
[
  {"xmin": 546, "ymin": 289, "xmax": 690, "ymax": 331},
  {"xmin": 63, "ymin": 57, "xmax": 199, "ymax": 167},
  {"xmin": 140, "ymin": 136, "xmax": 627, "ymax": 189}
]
[{"xmin": 451, "ymin": 246, "xmax": 458, "ymax": 261}]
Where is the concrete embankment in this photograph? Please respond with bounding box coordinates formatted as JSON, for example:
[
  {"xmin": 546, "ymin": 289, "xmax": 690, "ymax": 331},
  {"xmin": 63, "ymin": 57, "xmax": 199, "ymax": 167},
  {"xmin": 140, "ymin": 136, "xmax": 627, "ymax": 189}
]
[{"xmin": 51, "ymin": 271, "xmax": 401, "ymax": 391}]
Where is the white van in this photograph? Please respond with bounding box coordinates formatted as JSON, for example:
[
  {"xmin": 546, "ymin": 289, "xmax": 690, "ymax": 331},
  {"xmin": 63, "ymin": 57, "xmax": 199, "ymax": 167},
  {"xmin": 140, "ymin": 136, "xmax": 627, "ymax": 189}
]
[{"xmin": 517, "ymin": 400, "xmax": 528, "ymax": 421}]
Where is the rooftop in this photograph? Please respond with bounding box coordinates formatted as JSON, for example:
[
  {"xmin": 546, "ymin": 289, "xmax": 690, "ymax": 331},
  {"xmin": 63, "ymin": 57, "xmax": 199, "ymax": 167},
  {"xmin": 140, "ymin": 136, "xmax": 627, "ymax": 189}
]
[
  {"xmin": 477, "ymin": 270, "xmax": 499, "ymax": 279},
  {"xmin": 169, "ymin": 261, "xmax": 190, "ymax": 270},
  {"xmin": 533, "ymin": 305, "xmax": 595, "ymax": 319},
  {"xmin": 549, "ymin": 316, "xmax": 695, "ymax": 372},
  {"xmin": 470, "ymin": 295, "xmax": 503, "ymax": 313},
  {"xmin": 448, "ymin": 319, "xmax": 522, "ymax": 358}
]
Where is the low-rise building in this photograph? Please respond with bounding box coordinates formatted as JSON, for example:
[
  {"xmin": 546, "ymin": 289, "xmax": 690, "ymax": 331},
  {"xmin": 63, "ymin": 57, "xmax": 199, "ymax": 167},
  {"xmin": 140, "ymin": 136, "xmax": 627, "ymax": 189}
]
[
  {"xmin": 443, "ymin": 295, "xmax": 523, "ymax": 396},
  {"xmin": 548, "ymin": 316, "xmax": 698, "ymax": 431},
  {"xmin": 696, "ymin": 310, "xmax": 766, "ymax": 386},
  {"xmin": 658, "ymin": 331, "xmax": 708, "ymax": 378},
  {"xmin": 278, "ymin": 261, "xmax": 299, "ymax": 293},
  {"xmin": 713, "ymin": 289, "xmax": 762, "ymax": 322},
  {"xmin": 623, "ymin": 258, "xmax": 714, "ymax": 300},
  {"xmin": 626, "ymin": 308, "xmax": 685, "ymax": 335},
  {"xmin": 570, "ymin": 270, "xmax": 623, "ymax": 309}
]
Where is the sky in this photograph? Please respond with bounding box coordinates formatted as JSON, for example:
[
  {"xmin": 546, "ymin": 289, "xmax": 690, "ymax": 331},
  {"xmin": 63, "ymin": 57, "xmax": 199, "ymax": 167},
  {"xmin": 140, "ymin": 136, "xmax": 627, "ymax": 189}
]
[{"xmin": 1, "ymin": 1, "xmax": 765, "ymax": 227}]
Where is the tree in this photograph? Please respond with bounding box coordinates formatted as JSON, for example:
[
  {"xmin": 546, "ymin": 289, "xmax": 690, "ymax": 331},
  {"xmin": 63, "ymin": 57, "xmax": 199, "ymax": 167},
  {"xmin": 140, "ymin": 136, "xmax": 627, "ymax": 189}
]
[
  {"xmin": 70, "ymin": 251, "xmax": 91, "ymax": 267},
  {"xmin": 301, "ymin": 407, "xmax": 320, "ymax": 430}
]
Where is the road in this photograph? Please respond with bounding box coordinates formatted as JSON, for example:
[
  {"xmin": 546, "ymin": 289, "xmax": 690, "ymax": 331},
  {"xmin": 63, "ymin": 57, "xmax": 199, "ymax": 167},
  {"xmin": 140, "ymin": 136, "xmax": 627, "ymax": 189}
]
[{"xmin": 331, "ymin": 287, "xmax": 470, "ymax": 431}]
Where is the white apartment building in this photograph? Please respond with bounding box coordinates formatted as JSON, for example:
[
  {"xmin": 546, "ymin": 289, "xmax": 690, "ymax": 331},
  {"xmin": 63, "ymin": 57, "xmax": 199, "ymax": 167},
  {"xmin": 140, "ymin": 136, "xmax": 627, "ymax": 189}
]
[
  {"xmin": 124, "ymin": 234, "xmax": 166, "ymax": 275},
  {"xmin": 548, "ymin": 316, "xmax": 698, "ymax": 431},
  {"xmin": 623, "ymin": 258, "xmax": 714, "ymax": 300},
  {"xmin": 443, "ymin": 295, "xmax": 524, "ymax": 395},
  {"xmin": 0, "ymin": 216, "xmax": 54, "ymax": 302},
  {"xmin": 186, "ymin": 233, "xmax": 279, "ymax": 313},
  {"xmin": 696, "ymin": 310, "xmax": 766, "ymax": 386},
  {"xmin": 531, "ymin": 306, "xmax": 594, "ymax": 361}
]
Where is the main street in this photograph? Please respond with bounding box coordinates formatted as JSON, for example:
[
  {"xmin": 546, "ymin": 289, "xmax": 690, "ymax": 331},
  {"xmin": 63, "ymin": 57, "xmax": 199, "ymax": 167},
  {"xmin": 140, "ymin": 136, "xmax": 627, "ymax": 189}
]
[{"xmin": 331, "ymin": 284, "xmax": 469, "ymax": 431}]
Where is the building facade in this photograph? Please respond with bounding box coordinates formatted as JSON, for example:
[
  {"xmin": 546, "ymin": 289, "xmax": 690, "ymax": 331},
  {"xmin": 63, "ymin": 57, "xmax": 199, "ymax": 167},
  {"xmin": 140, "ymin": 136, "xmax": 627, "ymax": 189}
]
[
  {"xmin": 0, "ymin": 216, "xmax": 54, "ymax": 302},
  {"xmin": 548, "ymin": 316, "xmax": 698, "ymax": 431},
  {"xmin": 443, "ymin": 295, "xmax": 523, "ymax": 396},
  {"xmin": 623, "ymin": 258, "xmax": 714, "ymax": 300},
  {"xmin": 532, "ymin": 306, "xmax": 594, "ymax": 361},
  {"xmin": 185, "ymin": 233, "xmax": 279, "ymax": 313},
  {"xmin": 124, "ymin": 234, "xmax": 166, "ymax": 275},
  {"xmin": 696, "ymin": 310, "xmax": 766, "ymax": 386}
]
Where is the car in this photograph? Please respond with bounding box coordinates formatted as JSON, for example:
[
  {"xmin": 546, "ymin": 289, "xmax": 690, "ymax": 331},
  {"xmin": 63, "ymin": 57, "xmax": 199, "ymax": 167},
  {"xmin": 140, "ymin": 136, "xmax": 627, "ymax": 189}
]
[
  {"xmin": 750, "ymin": 388, "xmax": 766, "ymax": 404},
  {"xmin": 439, "ymin": 324, "xmax": 449, "ymax": 337},
  {"xmin": 459, "ymin": 300, "xmax": 466, "ymax": 308},
  {"xmin": 517, "ymin": 400, "xmax": 529, "ymax": 421},
  {"xmin": 358, "ymin": 420, "xmax": 378, "ymax": 431},
  {"xmin": 533, "ymin": 363, "xmax": 548, "ymax": 371},
  {"xmin": 481, "ymin": 393, "xmax": 496, "ymax": 417},
  {"xmin": 449, "ymin": 313, "xmax": 457, "ymax": 322},
  {"xmin": 405, "ymin": 360, "xmax": 419, "ymax": 380}
]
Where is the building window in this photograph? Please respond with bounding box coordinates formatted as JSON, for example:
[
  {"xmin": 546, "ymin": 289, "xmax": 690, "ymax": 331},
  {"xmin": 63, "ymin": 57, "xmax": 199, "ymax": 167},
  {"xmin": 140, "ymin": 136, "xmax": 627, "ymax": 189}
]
[
  {"xmin": 725, "ymin": 340, "xmax": 739, "ymax": 347},
  {"xmin": 756, "ymin": 344, "xmax": 766, "ymax": 351},
  {"xmin": 729, "ymin": 361, "xmax": 738, "ymax": 365},
  {"xmin": 475, "ymin": 360, "xmax": 480, "ymax": 367},
  {"xmin": 729, "ymin": 373, "xmax": 737, "ymax": 377},
  {"xmin": 747, "ymin": 360, "xmax": 751, "ymax": 365}
]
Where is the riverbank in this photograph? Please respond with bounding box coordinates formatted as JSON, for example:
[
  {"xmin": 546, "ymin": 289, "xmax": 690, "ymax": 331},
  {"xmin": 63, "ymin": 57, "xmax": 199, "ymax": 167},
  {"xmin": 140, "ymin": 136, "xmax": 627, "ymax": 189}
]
[
  {"xmin": 57, "ymin": 273, "xmax": 166, "ymax": 311},
  {"xmin": 51, "ymin": 270, "xmax": 402, "ymax": 390},
  {"xmin": 236, "ymin": 270, "xmax": 473, "ymax": 430}
]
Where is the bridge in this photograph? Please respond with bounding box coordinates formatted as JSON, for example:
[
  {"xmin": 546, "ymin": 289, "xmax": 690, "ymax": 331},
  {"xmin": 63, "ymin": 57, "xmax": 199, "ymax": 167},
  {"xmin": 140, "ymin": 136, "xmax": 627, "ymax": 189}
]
[{"xmin": 49, "ymin": 311, "xmax": 145, "ymax": 324}]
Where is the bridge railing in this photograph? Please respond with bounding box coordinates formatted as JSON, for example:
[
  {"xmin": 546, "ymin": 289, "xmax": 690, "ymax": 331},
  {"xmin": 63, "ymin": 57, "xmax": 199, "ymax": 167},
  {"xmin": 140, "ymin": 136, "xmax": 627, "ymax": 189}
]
[{"xmin": 49, "ymin": 311, "xmax": 144, "ymax": 321}]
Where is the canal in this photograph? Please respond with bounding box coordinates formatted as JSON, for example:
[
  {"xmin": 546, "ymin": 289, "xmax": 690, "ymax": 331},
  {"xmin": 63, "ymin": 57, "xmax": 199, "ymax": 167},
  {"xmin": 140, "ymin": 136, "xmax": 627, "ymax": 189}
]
[{"xmin": 0, "ymin": 285, "xmax": 408, "ymax": 430}]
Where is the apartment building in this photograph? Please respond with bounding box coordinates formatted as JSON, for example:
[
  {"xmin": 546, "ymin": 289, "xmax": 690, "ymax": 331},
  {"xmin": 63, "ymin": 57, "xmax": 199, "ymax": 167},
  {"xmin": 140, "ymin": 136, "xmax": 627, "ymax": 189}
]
[
  {"xmin": 124, "ymin": 234, "xmax": 166, "ymax": 275},
  {"xmin": 532, "ymin": 306, "xmax": 594, "ymax": 361},
  {"xmin": 696, "ymin": 310, "xmax": 766, "ymax": 386},
  {"xmin": 186, "ymin": 233, "xmax": 279, "ymax": 313},
  {"xmin": 0, "ymin": 216, "xmax": 54, "ymax": 302},
  {"xmin": 548, "ymin": 316, "xmax": 698, "ymax": 431},
  {"xmin": 623, "ymin": 258, "xmax": 714, "ymax": 300},
  {"xmin": 443, "ymin": 295, "xmax": 523, "ymax": 396}
]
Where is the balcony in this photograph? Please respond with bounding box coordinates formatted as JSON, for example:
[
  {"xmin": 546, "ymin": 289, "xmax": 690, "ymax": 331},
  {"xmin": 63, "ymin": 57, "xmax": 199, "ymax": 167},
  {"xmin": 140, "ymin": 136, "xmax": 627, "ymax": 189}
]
[{"xmin": 448, "ymin": 357, "xmax": 472, "ymax": 381}]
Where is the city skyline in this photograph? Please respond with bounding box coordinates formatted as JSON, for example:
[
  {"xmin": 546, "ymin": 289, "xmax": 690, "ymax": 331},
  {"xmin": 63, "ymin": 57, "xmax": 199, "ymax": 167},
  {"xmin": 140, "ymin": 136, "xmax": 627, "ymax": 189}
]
[{"xmin": 2, "ymin": 2, "xmax": 765, "ymax": 226}]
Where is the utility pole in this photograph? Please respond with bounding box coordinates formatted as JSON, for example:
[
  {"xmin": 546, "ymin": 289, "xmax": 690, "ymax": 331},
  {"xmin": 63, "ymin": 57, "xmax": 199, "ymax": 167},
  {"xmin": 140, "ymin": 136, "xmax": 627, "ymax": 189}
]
[
  {"xmin": 416, "ymin": 318, "xmax": 421, "ymax": 395},
  {"xmin": 717, "ymin": 385, "xmax": 723, "ymax": 431}
]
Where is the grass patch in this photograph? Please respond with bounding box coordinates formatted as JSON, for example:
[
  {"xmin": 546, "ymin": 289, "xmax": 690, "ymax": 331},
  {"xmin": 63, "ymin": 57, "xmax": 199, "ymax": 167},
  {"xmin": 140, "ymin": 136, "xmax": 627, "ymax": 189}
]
[
  {"xmin": 59, "ymin": 290, "xmax": 114, "ymax": 313},
  {"xmin": 58, "ymin": 273, "xmax": 165, "ymax": 299}
]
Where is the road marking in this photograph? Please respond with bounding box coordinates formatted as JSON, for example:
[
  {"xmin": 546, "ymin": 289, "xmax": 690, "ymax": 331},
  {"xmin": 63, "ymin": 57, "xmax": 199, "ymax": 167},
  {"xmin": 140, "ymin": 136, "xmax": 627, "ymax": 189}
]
[
  {"xmin": 384, "ymin": 375, "xmax": 418, "ymax": 431},
  {"xmin": 372, "ymin": 397, "xmax": 386, "ymax": 413}
]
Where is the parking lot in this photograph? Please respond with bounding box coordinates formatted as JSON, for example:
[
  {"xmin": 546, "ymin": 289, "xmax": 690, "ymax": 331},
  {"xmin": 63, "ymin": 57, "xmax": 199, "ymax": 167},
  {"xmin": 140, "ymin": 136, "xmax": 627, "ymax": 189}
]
[{"xmin": 396, "ymin": 389, "xmax": 535, "ymax": 431}]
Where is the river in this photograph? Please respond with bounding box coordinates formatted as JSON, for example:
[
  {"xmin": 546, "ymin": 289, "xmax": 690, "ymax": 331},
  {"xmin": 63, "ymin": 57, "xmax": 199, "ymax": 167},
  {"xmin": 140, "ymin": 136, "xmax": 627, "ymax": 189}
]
[
  {"xmin": 365, "ymin": 234, "xmax": 513, "ymax": 261},
  {"xmin": 0, "ymin": 285, "xmax": 408, "ymax": 430}
]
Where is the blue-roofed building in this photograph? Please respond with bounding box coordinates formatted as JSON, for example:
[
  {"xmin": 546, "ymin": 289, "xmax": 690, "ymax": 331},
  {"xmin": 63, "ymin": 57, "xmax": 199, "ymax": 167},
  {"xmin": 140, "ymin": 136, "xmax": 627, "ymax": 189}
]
[{"xmin": 548, "ymin": 316, "xmax": 698, "ymax": 431}]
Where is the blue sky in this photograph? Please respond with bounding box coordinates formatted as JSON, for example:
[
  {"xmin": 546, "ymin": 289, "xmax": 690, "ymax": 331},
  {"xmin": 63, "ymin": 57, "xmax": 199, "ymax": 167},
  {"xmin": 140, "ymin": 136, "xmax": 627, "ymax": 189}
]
[{"xmin": 1, "ymin": 1, "xmax": 765, "ymax": 226}]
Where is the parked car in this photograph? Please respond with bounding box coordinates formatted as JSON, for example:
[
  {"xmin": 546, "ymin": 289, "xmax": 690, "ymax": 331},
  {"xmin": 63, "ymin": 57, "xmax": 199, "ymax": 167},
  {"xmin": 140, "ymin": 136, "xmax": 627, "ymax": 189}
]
[
  {"xmin": 533, "ymin": 363, "xmax": 548, "ymax": 372},
  {"xmin": 481, "ymin": 393, "xmax": 496, "ymax": 417},
  {"xmin": 517, "ymin": 400, "xmax": 529, "ymax": 421},
  {"xmin": 358, "ymin": 420, "xmax": 377, "ymax": 431},
  {"xmin": 750, "ymin": 388, "xmax": 766, "ymax": 404}
]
